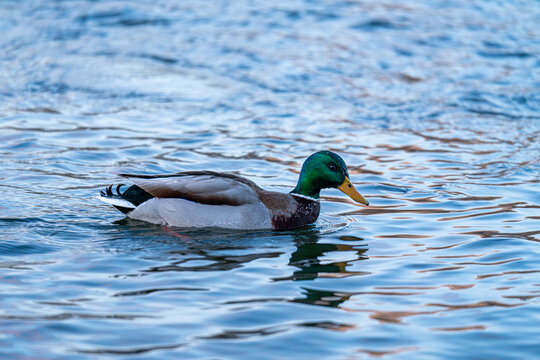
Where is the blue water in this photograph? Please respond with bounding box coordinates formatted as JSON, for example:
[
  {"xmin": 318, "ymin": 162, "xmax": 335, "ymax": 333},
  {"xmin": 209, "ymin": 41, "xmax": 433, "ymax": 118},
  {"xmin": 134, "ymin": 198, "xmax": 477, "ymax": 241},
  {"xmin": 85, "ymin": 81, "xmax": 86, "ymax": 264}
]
[{"xmin": 1, "ymin": 0, "xmax": 539, "ymax": 358}]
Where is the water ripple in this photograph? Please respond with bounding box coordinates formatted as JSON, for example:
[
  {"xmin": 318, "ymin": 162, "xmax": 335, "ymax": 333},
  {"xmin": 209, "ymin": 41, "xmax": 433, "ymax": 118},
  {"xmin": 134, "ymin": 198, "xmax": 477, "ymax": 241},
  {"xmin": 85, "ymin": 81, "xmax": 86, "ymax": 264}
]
[{"xmin": 1, "ymin": 0, "xmax": 539, "ymax": 359}]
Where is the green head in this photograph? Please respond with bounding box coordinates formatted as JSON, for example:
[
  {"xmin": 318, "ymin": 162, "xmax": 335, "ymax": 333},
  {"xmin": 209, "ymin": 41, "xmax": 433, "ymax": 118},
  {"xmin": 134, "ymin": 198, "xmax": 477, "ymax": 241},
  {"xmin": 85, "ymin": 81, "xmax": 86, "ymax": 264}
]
[{"xmin": 291, "ymin": 151, "xmax": 369, "ymax": 205}]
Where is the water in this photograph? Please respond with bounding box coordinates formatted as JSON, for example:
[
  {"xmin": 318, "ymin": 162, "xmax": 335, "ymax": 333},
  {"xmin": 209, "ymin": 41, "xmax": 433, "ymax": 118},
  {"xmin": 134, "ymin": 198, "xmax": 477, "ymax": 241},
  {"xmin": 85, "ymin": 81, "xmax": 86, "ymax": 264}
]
[{"xmin": 1, "ymin": 0, "xmax": 539, "ymax": 358}]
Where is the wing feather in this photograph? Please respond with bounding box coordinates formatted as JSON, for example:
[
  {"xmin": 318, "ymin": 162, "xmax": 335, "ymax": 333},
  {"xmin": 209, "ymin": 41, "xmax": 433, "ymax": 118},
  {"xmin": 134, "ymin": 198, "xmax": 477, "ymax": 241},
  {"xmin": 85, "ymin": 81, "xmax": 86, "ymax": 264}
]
[{"xmin": 119, "ymin": 171, "xmax": 261, "ymax": 206}]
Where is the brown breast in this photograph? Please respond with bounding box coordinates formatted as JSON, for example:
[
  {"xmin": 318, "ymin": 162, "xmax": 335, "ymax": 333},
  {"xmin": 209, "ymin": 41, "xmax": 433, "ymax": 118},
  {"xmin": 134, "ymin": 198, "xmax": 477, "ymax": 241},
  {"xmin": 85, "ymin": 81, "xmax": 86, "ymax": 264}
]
[{"xmin": 257, "ymin": 191, "xmax": 321, "ymax": 230}]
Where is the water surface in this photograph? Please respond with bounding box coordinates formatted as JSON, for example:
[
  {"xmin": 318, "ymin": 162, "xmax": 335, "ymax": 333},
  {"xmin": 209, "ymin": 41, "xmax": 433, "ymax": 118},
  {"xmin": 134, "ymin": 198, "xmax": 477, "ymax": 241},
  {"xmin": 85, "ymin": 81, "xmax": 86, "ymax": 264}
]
[{"xmin": 1, "ymin": 0, "xmax": 539, "ymax": 359}]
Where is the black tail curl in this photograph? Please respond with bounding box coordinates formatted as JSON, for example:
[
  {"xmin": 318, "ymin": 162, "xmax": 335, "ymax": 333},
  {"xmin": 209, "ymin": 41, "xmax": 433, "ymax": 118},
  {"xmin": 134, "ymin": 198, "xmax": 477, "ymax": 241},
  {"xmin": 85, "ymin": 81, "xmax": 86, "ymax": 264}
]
[
  {"xmin": 100, "ymin": 184, "xmax": 154, "ymax": 214},
  {"xmin": 100, "ymin": 184, "xmax": 126, "ymax": 197}
]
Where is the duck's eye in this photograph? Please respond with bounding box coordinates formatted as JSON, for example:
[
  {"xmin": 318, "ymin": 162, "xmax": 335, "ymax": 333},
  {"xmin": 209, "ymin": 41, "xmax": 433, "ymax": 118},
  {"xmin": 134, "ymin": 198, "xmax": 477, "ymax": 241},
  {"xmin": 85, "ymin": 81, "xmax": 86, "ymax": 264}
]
[{"xmin": 328, "ymin": 163, "xmax": 338, "ymax": 172}]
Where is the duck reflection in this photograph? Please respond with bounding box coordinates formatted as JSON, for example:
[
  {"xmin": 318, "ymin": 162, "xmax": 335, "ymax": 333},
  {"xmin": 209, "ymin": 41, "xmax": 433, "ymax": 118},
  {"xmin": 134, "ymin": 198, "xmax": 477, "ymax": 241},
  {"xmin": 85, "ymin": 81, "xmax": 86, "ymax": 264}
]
[
  {"xmin": 108, "ymin": 221, "xmax": 285, "ymax": 273},
  {"xmin": 280, "ymin": 229, "xmax": 370, "ymax": 308},
  {"xmin": 276, "ymin": 229, "xmax": 369, "ymax": 281},
  {"xmin": 112, "ymin": 221, "xmax": 368, "ymax": 280},
  {"xmin": 294, "ymin": 287, "xmax": 354, "ymax": 308},
  {"xmin": 109, "ymin": 222, "xmax": 369, "ymax": 309}
]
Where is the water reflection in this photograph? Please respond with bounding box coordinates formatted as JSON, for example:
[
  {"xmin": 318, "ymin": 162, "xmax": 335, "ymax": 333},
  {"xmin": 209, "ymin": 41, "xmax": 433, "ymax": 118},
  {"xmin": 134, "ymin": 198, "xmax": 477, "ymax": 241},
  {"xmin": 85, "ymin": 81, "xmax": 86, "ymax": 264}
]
[
  {"xmin": 143, "ymin": 250, "xmax": 283, "ymax": 273},
  {"xmin": 293, "ymin": 287, "xmax": 353, "ymax": 308},
  {"xmin": 271, "ymin": 230, "xmax": 368, "ymax": 308},
  {"xmin": 109, "ymin": 222, "xmax": 370, "ymax": 285},
  {"xmin": 108, "ymin": 223, "xmax": 371, "ymax": 311},
  {"xmin": 277, "ymin": 230, "xmax": 369, "ymax": 281},
  {"xmin": 108, "ymin": 221, "xmax": 286, "ymax": 273}
]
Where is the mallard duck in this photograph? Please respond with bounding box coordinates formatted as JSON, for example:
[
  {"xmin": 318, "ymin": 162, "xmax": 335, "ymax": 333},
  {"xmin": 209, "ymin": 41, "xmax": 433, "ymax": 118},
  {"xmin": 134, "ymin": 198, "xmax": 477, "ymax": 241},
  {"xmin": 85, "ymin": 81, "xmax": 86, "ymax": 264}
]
[{"xmin": 98, "ymin": 151, "xmax": 368, "ymax": 230}]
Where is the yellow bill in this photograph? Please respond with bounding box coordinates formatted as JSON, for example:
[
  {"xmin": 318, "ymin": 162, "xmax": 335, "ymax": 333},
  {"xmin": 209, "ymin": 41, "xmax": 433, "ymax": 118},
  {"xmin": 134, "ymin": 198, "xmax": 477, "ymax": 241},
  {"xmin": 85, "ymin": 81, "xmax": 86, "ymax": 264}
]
[{"xmin": 338, "ymin": 176, "xmax": 369, "ymax": 205}]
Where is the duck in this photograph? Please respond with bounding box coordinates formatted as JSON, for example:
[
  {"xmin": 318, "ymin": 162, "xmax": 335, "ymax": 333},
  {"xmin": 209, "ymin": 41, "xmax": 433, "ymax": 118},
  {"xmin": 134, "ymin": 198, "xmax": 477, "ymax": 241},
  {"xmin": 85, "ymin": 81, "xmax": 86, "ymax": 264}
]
[{"xmin": 97, "ymin": 150, "xmax": 369, "ymax": 230}]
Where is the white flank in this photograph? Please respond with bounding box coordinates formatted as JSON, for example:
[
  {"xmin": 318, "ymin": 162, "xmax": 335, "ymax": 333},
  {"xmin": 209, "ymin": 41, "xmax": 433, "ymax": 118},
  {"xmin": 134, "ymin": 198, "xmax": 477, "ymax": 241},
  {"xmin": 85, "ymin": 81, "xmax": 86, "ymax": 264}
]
[
  {"xmin": 127, "ymin": 198, "xmax": 272, "ymax": 229},
  {"xmin": 96, "ymin": 196, "xmax": 136, "ymax": 209}
]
